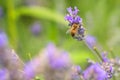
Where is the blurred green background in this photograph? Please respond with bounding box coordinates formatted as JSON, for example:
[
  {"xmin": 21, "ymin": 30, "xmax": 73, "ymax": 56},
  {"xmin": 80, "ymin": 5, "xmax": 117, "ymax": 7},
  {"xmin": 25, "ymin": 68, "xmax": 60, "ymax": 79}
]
[{"xmin": 0, "ymin": 0, "xmax": 120, "ymax": 66}]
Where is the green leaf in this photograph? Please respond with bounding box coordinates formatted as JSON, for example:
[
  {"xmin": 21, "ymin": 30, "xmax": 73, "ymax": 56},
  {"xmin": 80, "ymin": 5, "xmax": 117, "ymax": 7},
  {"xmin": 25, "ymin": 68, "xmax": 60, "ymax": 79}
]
[{"xmin": 16, "ymin": 7, "xmax": 67, "ymax": 25}]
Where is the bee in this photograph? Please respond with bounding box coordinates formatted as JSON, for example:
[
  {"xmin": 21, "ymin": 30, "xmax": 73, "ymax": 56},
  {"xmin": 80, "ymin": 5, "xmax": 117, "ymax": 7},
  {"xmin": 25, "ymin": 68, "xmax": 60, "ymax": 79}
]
[
  {"xmin": 66, "ymin": 23, "xmax": 81, "ymax": 37},
  {"xmin": 66, "ymin": 23, "xmax": 85, "ymax": 40}
]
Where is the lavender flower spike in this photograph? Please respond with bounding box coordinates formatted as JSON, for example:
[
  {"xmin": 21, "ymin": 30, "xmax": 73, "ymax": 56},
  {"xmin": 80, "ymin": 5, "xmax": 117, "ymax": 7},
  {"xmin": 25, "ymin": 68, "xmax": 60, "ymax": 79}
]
[
  {"xmin": 46, "ymin": 43, "xmax": 71, "ymax": 70},
  {"xmin": 83, "ymin": 63, "xmax": 107, "ymax": 80},
  {"xmin": 69, "ymin": 65, "xmax": 82, "ymax": 80},
  {"xmin": 65, "ymin": 6, "xmax": 82, "ymax": 25},
  {"xmin": 24, "ymin": 59, "xmax": 41, "ymax": 79},
  {"xmin": 101, "ymin": 52, "xmax": 113, "ymax": 79},
  {"xmin": 0, "ymin": 49, "xmax": 25, "ymax": 80},
  {"xmin": 0, "ymin": 69, "xmax": 9, "ymax": 80},
  {"xmin": 84, "ymin": 35, "xmax": 97, "ymax": 50},
  {"xmin": 65, "ymin": 7, "xmax": 85, "ymax": 41},
  {"xmin": 24, "ymin": 43, "xmax": 71, "ymax": 80},
  {"xmin": 101, "ymin": 51, "xmax": 109, "ymax": 62},
  {"xmin": 44, "ymin": 43, "xmax": 71, "ymax": 80}
]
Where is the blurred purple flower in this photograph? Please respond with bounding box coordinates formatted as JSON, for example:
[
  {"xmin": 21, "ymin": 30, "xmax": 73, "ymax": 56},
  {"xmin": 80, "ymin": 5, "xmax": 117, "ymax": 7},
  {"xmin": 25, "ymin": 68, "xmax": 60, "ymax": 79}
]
[
  {"xmin": 0, "ymin": 30, "xmax": 8, "ymax": 47},
  {"xmin": 0, "ymin": 47, "xmax": 25, "ymax": 80},
  {"xmin": 70, "ymin": 65, "xmax": 82, "ymax": 80},
  {"xmin": 101, "ymin": 62, "xmax": 113, "ymax": 79},
  {"xmin": 83, "ymin": 63, "xmax": 107, "ymax": 80},
  {"xmin": 41, "ymin": 43, "xmax": 72, "ymax": 80},
  {"xmin": 85, "ymin": 35, "xmax": 97, "ymax": 50},
  {"xmin": 76, "ymin": 66, "xmax": 82, "ymax": 75},
  {"xmin": 50, "ymin": 52, "xmax": 69, "ymax": 69},
  {"xmin": 72, "ymin": 65, "xmax": 82, "ymax": 74},
  {"xmin": 30, "ymin": 22, "xmax": 41, "ymax": 36},
  {"xmin": 46, "ymin": 43, "xmax": 71, "ymax": 70},
  {"xmin": 24, "ymin": 43, "xmax": 71, "ymax": 80},
  {"xmin": 101, "ymin": 52, "xmax": 109, "ymax": 62},
  {"xmin": 24, "ymin": 61, "xmax": 37, "ymax": 79},
  {"xmin": 0, "ymin": 69, "xmax": 9, "ymax": 80},
  {"xmin": 71, "ymin": 74, "xmax": 80, "ymax": 80}
]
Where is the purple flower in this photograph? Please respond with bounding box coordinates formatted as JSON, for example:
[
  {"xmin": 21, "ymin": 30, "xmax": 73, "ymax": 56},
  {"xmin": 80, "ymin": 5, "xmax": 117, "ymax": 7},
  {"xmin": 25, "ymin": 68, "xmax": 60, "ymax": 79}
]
[
  {"xmin": 65, "ymin": 7, "xmax": 85, "ymax": 41},
  {"xmin": 67, "ymin": 7, "xmax": 79, "ymax": 17},
  {"xmin": 50, "ymin": 52, "xmax": 69, "ymax": 69},
  {"xmin": 0, "ymin": 49, "xmax": 25, "ymax": 80},
  {"xmin": 30, "ymin": 22, "xmax": 41, "ymax": 36},
  {"xmin": 78, "ymin": 26, "xmax": 85, "ymax": 36},
  {"xmin": 0, "ymin": 31, "xmax": 8, "ymax": 48},
  {"xmin": 42, "ymin": 43, "xmax": 71, "ymax": 80},
  {"xmin": 65, "ymin": 7, "xmax": 82, "ymax": 25},
  {"xmin": 75, "ymin": 66, "xmax": 82, "ymax": 74},
  {"xmin": 67, "ymin": 7, "xmax": 72, "ymax": 15},
  {"xmin": 101, "ymin": 52, "xmax": 109, "ymax": 62},
  {"xmin": 83, "ymin": 63, "xmax": 107, "ymax": 80},
  {"xmin": 24, "ymin": 61, "xmax": 40, "ymax": 79},
  {"xmin": 70, "ymin": 65, "xmax": 82, "ymax": 80},
  {"xmin": 65, "ymin": 14, "xmax": 73, "ymax": 24},
  {"xmin": 74, "ymin": 16, "xmax": 82, "ymax": 23},
  {"xmin": 46, "ymin": 43, "xmax": 71, "ymax": 70},
  {"xmin": 85, "ymin": 35, "xmax": 97, "ymax": 49},
  {"xmin": 24, "ymin": 43, "xmax": 71, "ymax": 80},
  {"xmin": 101, "ymin": 62, "xmax": 113, "ymax": 79},
  {"xmin": 0, "ymin": 69, "xmax": 9, "ymax": 80},
  {"xmin": 99, "ymin": 51, "xmax": 113, "ymax": 79},
  {"xmin": 71, "ymin": 74, "xmax": 80, "ymax": 80}
]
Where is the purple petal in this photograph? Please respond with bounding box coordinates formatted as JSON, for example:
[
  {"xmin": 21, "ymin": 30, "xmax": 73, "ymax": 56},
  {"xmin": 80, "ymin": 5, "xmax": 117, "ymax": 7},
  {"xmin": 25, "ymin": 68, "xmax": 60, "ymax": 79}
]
[
  {"xmin": 0, "ymin": 31, "xmax": 8, "ymax": 47},
  {"xmin": 65, "ymin": 7, "xmax": 83, "ymax": 26},
  {"xmin": 78, "ymin": 27, "xmax": 85, "ymax": 36},
  {"xmin": 72, "ymin": 6, "xmax": 79, "ymax": 16},
  {"xmin": 45, "ymin": 43, "xmax": 71, "ymax": 70},
  {"xmin": 83, "ymin": 63, "xmax": 106, "ymax": 80},
  {"xmin": 74, "ymin": 16, "xmax": 82, "ymax": 23},
  {"xmin": 50, "ymin": 52, "xmax": 70, "ymax": 69},
  {"xmin": 65, "ymin": 14, "xmax": 73, "ymax": 23},
  {"xmin": 46, "ymin": 43, "xmax": 56, "ymax": 61},
  {"xmin": 31, "ymin": 22, "xmax": 41, "ymax": 36},
  {"xmin": 0, "ymin": 69, "xmax": 9, "ymax": 80},
  {"xmin": 85, "ymin": 35, "xmax": 97, "ymax": 49},
  {"xmin": 24, "ymin": 61, "xmax": 36, "ymax": 79},
  {"xmin": 67, "ymin": 7, "xmax": 72, "ymax": 15},
  {"xmin": 101, "ymin": 52, "xmax": 109, "ymax": 62}
]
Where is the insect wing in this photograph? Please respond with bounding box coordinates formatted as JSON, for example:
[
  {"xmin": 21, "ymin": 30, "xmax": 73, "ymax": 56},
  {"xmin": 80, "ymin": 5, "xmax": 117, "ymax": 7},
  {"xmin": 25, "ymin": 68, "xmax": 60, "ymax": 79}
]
[{"xmin": 66, "ymin": 28, "xmax": 71, "ymax": 34}]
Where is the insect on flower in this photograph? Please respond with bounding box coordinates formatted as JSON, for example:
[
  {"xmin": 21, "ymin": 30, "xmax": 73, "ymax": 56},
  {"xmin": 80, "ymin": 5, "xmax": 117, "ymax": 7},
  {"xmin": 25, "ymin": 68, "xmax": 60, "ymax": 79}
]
[
  {"xmin": 66, "ymin": 23, "xmax": 81, "ymax": 37},
  {"xmin": 65, "ymin": 7, "xmax": 85, "ymax": 41}
]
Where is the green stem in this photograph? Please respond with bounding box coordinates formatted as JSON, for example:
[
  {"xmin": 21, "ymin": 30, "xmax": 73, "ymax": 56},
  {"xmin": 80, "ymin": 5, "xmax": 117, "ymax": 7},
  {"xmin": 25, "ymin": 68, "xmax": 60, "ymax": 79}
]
[
  {"xmin": 83, "ymin": 40, "xmax": 103, "ymax": 62},
  {"xmin": 109, "ymin": 49, "xmax": 116, "ymax": 80},
  {"xmin": 110, "ymin": 49, "xmax": 116, "ymax": 58},
  {"xmin": 93, "ymin": 47, "xmax": 103, "ymax": 62},
  {"xmin": 112, "ymin": 75, "xmax": 116, "ymax": 80},
  {"xmin": 6, "ymin": 0, "xmax": 18, "ymax": 48}
]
